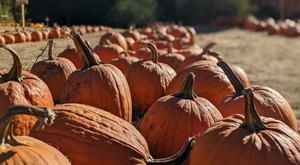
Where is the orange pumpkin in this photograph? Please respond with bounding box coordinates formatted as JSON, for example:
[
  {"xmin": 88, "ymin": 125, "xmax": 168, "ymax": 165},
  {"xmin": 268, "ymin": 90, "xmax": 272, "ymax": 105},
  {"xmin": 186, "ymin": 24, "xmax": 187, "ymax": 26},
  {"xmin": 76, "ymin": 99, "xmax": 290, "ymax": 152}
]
[
  {"xmin": 111, "ymin": 51, "xmax": 139, "ymax": 74},
  {"xmin": 0, "ymin": 105, "xmax": 71, "ymax": 165},
  {"xmin": 189, "ymin": 88, "xmax": 300, "ymax": 165},
  {"xmin": 122, "ymin": 25, "xmax": 141, "ymax": 42},
  {"xmin": 13, "ymin": 30, "xmax": 26, "ymax": 43},
  {"xmin": 231, "ymin": 64, "xmax": 250, "ymax": 87},
  {"xmin": 158, "ymin": 43, "xmax": 185, "ymax": 73},
  {"xmin": 217, "ymin": 61, "xmax": 297, "ymax": 131},
  {"xmin": 2, "ymin": 33, "xmax": 15, "ymax": 44},
  {"xmin": 48, "ymin": 29, "xmax": 61, "ymax": 39},
  {"xmin": 0, "ymin": 35, "xmax": 5, "ymax": 44},
  {"xmin": 61, "ymin": 30, "xmax": 132, "ymax": 122},
  {"xmin": 0, "ymin": 45, "xmax": 54, "ymax": 136},
  {"xmin": 23, "ymin": 31, "xmax": 32, "ymax": 42},
  {"xmin": 31, "ymin": 103, "xmax": 194, "ymax": 165},
  {"xmin": 99, "ymin": 31, "xmax": 128, "ymax": 51},
  {"xmin": 126, "ymin": 42, "xmax": 176, "ymax": 112},
  {"xmin": 31, "ymin": 31, "xmax": 43, "ymax": 42},
  {"xmin": 31, "ymin": 40, "xmax": 76, "ymax": 103},
  {"xmin": 138, "ymin": 73, "xmax": 222, "ymax": 158},
  {"xmin": 93, "ymin": 39, "xmax": 124, "ymax": 62}
]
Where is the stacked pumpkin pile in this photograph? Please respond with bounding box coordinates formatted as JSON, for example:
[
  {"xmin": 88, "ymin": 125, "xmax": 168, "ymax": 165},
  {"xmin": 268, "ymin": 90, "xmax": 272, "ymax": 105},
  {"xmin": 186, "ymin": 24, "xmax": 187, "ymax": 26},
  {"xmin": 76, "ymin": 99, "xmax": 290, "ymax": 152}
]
[
  {"xmin": 0, "ymin": 23, "xmax": 299, "ymax": 165},
  {"xmin": 0, "ymin": 25, "xmax": 112, "ymax": 44}
]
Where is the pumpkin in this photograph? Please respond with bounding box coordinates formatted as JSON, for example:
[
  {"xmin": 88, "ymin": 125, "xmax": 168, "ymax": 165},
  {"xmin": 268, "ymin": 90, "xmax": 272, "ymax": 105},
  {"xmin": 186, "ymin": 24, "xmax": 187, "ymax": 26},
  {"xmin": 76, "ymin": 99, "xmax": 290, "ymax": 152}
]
[
  {"xmin": 126, "ymin": 42, "xmax": 176, "ymax": 112},
  {"xmin": 61, "ymin": 30, "xmax": 132, "ymax": 122},
  {"xmin": 31, "ymin": 103, "xmax": 194, "ymax": 165},
  {"xmin": 138, "ymin": 72, "xmax": 222, "ymax": 158},
  {"xmin": 31, "ymin": 31, "xmax": 43, "ymax": 42},
  {"xmin": 185, "ymin": 26, "xmax": 196, "ymax": 45},
  {"xmin": 23, "ymin": 31, "xmax": 32, "ymax": 42},
  {"xmin": 122, "ymin": 25, "xmax": 141, "ymax": 42},
  {"xmin": 217, "ymin": 61, "xmax": 297, "ymax": 131},
  {"xmin": 48, "ymin": 29, "xmax": 61, "ymax": 39},
  {"xmin": 176, "ymin": 44, "xmax": 203, "ymax": 57},
  {"xmin": 93, "ymin": 39, "xmax": 124, "ymax": 62},
  {"xmin": 31, "ymin": 40, "xmax": 76, "ymax": 103},
  {"xmin": 2, "ymin": 33, "xmax": 15, "ymax": 44},
  {"xmin": 231, "ymin": 64, "xmax": 250, "ymax": 87},
  {"xmin": 158, "ymin": 43, "xmax": 185, "ymax": 73},
  {"xmin": 125, "ymin": 37, "xmax": 135, "ymax": 50},
  {"xmin": 0, "ymin": 45, "xmax": 54, "ymax": 136},
  {"xmin": 13, "ymin": 30, "xmax": 26, "ymax": 43},
  {"xmin": 189, "ymin": 88, "xmax": 300, "ymax": 165},
  {"xmin": 0, "ymin": 105, "xmax": 71, "ymax": 165},
  {"xmin": 167, "ymin": 60, "xmax": 234, "ymax": 107},
  {"xmin": 111, "ymin": 51, "xmax": 139, "ymax": 74},
  {"xmin": 57, "ymin": 45, "xmax": 100, "ymax": 69},
  {"xmin": 99, "ymin": 31, "xmax": 128, "ymax": 51},
  {"xmin": 0, "ymin": 35, "xmax": 5, "ymax": 44},
  {"xmin": 41, "ymin": 29, "xmax": 50, "ymax": 40}
]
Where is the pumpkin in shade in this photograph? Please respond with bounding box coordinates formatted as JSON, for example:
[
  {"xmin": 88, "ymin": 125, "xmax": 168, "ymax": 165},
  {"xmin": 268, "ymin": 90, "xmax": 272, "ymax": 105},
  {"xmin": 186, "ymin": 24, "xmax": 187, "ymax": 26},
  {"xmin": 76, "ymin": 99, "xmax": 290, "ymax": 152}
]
[
  {"xmin": 99, "ymin": 31, "xmax": 128, "ymax": 51},
  {"xmin": 167, "ymin": 60, "xmax": 234, "ymax": 107},
  {"xmin": 0, "ymin": 45, "xmax": 54, "ymax": 136},
  {"xmin": 57, "ymin": 45, "xmax": 100, "ymax": 69},
  {"xmin": 31, "ymin": 40, "xmax": 76, "ymax": 103},
  {"xmin": 111, "ymin": 51, "xmax": 139, "ymax": 74},
  {"xmin": 31, "ymin": 103, "xmax": 195, "ymax": 165},
  {"xmin": 93, "ymin": 39, "xmax": 124, "ymax": 62},
  {"xmin": 0, "ymin": 105, "xmax": 71, "ymax": 165},
  {"xmin": 126, "ymin": 42, "xmax": 176, "ymax": 112},
  {"xmin": 158, "ymin": 43, "xmax": 185, "ymax": 73},
  {"xmin": 189, "ymin": 88, "xmax": 300, "ymax": 165},
  {"xmin": 217, "ymin": 61, "xmax": 297, "ymax": 131},
  {"xmin": 138, "ymin": 73, "xmax": 222, "ymax": 158},
  {"xmin": 61, "ymin": 30, "xmax": 132, "ymax": 122}
]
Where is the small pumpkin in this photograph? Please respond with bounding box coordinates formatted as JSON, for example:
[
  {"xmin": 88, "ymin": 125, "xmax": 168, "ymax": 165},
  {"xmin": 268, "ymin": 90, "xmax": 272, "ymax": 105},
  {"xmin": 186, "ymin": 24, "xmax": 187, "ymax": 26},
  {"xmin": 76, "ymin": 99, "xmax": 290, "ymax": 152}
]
[
  {"xmin": 31, "ymin": 31, "xmax": 43, "ymax": 42},
  {"xmin": 189, "ymin": 88, "xmax": 300, "ymax": 165},
  {"xmin": 122, "ymin": 25, "xmax": 141, "ymax": 42},
  {"xmin": 61, "ymin": 30, "xmax": 132, "ymax": 122},
  {"xmin": 138, "ymin": 73, "xmax": 222, "ymax": 158},
  {"xmin": 23, "ymin": 31, "xmax": 32, "ymax": 42},
  {"xmin": 31, "ymin": 103, "xmax": 194, "ymax": 165},
  {"xmin": 111, "ymin": 51, "xmax": 139, "ymax": 74},
  {"xmin": 0, "ymin": 45, "xmax": 54, "ymax": 136},
  {"xmin": 31, "ymin": 40, "xmax": 76, "ymax": 103},
  {"xmin": 13, "ymin": 30, "xmax": 26, "ymax": 43},
  {"xmin": 99, "ymin": 31, "xmax": 128, "ymax": 51},
  {"xmin": 126, "ymin": 42, "xmax": 176, "ymax": 112},
  {"xmin": 2, "ymin": 33, "xmax": 15, "ymax": 44},
  {"xmin": 158, "ymin": 43, "xmax": 185, "ymax": 73},
  {"xmin": 217, "ymin": 61, "xmax": 297, "ymax": 131},
  {"xmin": 0, "ymin": 35, "xmax": 5, "ymax": 44},
  {"xmin": 93, "ymin": 39, "xmax": 124, "ymax": 62},
  {"xmin": 0, "ymin": 105, "xmax": 71, "ymax": 165}
]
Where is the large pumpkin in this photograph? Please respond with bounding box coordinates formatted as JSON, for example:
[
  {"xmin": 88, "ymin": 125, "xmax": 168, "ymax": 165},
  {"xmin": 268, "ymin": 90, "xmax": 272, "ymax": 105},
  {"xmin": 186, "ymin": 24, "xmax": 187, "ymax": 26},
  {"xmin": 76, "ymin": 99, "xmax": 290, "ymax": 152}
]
[
  {"xmin": 0, "ymin": 105, "xmax": 71, "ymax": 165},
  {"xmin": 61, "ymin": 30, "xmax": 132, "ymax": 122},
  {"xmin": 31, "ymin": 103, "xmax": 194, "ymax": 165},
  {"xmin": 189, "ymin": 88, "xmax": 300, "ymax": 165},
  {"xmin": 138, "ymin": 73, "xmax": 222, "ymax": 158},
  {"xmin": 217, "ymin": 61, "xmax": 297, "ymax": 131},
  {"xmin": 166, "ymin": 60, "xmax": 234, "ymax": 107},
  {"xmin": 0, "ymin": 45, "xmax": 54, "ymax": 136},
  {"xmin": 126, "ymin": 42, "xmax": 176, "ymax": 112},
  {"xmin": 31, "ymin": 40, "xmax": 76, "ymax": 103}
]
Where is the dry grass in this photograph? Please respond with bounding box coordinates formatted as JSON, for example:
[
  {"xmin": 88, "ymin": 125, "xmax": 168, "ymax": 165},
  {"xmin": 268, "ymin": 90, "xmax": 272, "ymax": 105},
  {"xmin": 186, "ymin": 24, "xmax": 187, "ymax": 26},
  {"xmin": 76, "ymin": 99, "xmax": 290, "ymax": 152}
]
[{"xmin": 0, "ymin": 27, "xmax": 299, "ymax": 132}]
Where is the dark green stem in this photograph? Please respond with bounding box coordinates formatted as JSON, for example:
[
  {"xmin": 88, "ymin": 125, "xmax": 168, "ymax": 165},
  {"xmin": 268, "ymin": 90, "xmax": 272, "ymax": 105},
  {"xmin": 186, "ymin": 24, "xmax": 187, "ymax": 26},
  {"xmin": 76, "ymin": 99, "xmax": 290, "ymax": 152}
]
[
  {"xmin": 217, "ymin": 60, "xmax": 245, "ymax": 96},
  {"xmin": 144, "ymin": 42, "xmax": 158, "ymax": 63},
  {"xmin": 146, "ymin": 137, "xmax": 195, "ymax": 165},
  {"xmin": 0, "ymin": 44, "xmax": 23, "ymax": 82},
  {"xmin": 0, "ymin": 105, "xmax": 55, "ymax": 147},
  {"xmin": 241, "ymin": 88, "xmax": 267, "ymax": 133},
  {"xmin": 173, "ymin": 72, "xmax": 197, "ymax": 100}
]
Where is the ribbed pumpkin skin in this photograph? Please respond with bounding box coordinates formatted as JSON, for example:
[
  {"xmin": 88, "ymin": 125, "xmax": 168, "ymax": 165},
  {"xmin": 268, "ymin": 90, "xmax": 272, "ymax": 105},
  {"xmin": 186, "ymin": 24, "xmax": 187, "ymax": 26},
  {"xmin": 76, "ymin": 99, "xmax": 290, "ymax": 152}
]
[
  {"xmin": 180, "ymin": 54, "xmax": 218, "ymax": 70},
  {"xmin": 126, "ymin": 61, "xmax": 176, "ymax": 112},
  {"xmin": 189, "ymin": 114, "xmax": 300, "ymax": 165},
  {"xmin": 111, "ymin": 56, "xmax": 139, "ymax": 74},
  {"xmin": 218, "ymin": 86, "xmax": 298, "ymax": 131},
  {"xmin": 61, "ymin": 64, "xmax": 132, "ymax": 121},
  {"xmin": 0, "ymin": 136, "xmax": 71, "ymax": 165},
  {"xmin": 93, "ymin": 43, "xmax": 124, "ymax": 62},
  {"xmin": 31, "ymin": 103, "xmax": 150, "ymax": 165},
  {"xmin": 138, "ymin": 95, "xmax": 222, "ymax": 158},
  {"xmin": 167, "ymin": 61, "xmax": 234, "ymax": 106},
  {"xmin": 0, "ymin": 71, "xmax": 54, "ymax": 135},
  {"xmin": 231, "ymin": 65, "xmax": 250, "ymax": 87},
  {"xmin": 99, "ymin": 32, "xmax": 128, "ymax": 51},
  {"xmin": 31, "ymin": 57, "xmax": 76, "ymax": 103},
  {"xmin": 158, "ymin": 53, "xmax": 185, "ymax": 73}
]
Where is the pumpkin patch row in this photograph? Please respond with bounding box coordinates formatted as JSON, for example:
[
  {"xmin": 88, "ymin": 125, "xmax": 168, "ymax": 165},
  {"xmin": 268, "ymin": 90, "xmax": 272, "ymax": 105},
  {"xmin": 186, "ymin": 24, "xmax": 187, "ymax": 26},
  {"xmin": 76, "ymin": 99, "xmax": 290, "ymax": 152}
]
[
  {"xmin": 0, "ymin": 25, "xmax": 112, "ymax": 44},
  {"xmin": 0, "ymin": 23, "xmax": 299, "ymax": 165}
]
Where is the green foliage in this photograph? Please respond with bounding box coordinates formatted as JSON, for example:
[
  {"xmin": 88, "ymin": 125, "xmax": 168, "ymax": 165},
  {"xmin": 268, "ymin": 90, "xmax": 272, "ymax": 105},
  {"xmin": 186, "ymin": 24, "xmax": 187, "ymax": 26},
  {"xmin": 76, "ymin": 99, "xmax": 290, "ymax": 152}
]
[
  {"xmin": 0, "ymin": 0, "xmax": 15, "ymax": 22},
  {"xmin": 175, "ymin": 0, "xmax": 257, "ymax": 24},
  {"xmin": 107, "ymin": 0, "xmax": 157, "ymax": 27}
]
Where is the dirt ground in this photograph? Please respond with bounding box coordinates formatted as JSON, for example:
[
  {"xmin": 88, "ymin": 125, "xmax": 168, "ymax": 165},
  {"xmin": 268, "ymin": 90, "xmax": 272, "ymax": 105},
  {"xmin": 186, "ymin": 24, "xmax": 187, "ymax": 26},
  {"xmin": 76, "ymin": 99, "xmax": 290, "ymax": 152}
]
[{"xmin": 0, "ymin": 27, "xmax": 299, "ymax": 132}]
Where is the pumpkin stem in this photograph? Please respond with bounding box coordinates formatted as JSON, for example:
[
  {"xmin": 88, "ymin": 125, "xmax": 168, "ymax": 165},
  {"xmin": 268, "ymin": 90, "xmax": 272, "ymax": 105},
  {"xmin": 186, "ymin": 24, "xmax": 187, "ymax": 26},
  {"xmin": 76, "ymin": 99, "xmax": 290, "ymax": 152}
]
[
  {"xmin": 241, "ymin": 88, "xmax": 267, "ymax": 133},
  {"xmin": 217, "ymin": 60, "xmax": 244, "ymax": 96},
  {"xmin": 103, "ymin": 39, "xmax": 112, "ymax": 46},
  {"xmin": 144, "ymin": 42, "xmax": 158, "ymax": 63},
  {"xmin": 70, "ymin": 30, "xmax": 98, "ymax": 69},
  {"xmin": 119, "ymin": 51, "xmax": 129, "ymax": 57},
  {"xmin": 0, "ymin": 105, "xmax": 55, "ymax": 148},
  {"xmin": 200, "ymin": 42, "xmax": 216, "ymax": 55},
  {"xmin": 173, "ymin": 72, "xmax": 197, "ymax": 100},
  {"xmin": 167, "ymin": 42, "xmax": 175, "ymax": 54},
  {"xmin": 31, "ymin": 40, "xmax": 51, "ymax": 69},
  {"xmin": 146, "ymin": 137, "xmax": 195, "ymax": 165},
  {"xmin": 48, "ymin": 39, "xmax": 55, "ymax": 60},
  {"xmin": 0, "ymin": 44, "xmax": 23, "ymax": 82}
]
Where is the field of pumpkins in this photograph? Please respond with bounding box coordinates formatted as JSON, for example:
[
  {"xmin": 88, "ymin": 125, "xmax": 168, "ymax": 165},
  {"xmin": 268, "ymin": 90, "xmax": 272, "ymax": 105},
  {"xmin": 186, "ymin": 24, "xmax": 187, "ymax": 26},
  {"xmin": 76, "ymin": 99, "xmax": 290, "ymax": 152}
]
[{"xmin": 0, "ymin": 23, "xmax": 299, "ymax": 165}]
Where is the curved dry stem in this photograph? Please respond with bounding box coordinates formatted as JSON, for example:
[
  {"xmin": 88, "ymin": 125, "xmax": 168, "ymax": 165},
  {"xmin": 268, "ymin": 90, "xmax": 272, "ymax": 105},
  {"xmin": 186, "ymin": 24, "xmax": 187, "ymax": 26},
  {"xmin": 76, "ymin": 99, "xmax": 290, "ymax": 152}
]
[
  {"xmin": 0, "ymin": 44, "xmax": 23, "ymax": 82},
  {"xmin": 241, "ymin": 88, "xmax": 267, "ymax": 133},
  {"xmin": 173, "ymin": 72, "xmax": 197, "ymax": 100},
  {"xmin": 146, "ymin": 137, "xmax": 195, "ymax": 165},
  {"xmin": 48, "ymin": 39, "xmax": 55, "ymax": 60},
  {"xmin": 144, "ymin": 42, "xmax": 158, "ymax": 63},
  {"xmin": 200, "ymin": 42, "xmax": 217, "ymax": 55},
  {"xmin": 0, "ymin": 105, "xmax": 55, "ymax": 148}
]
